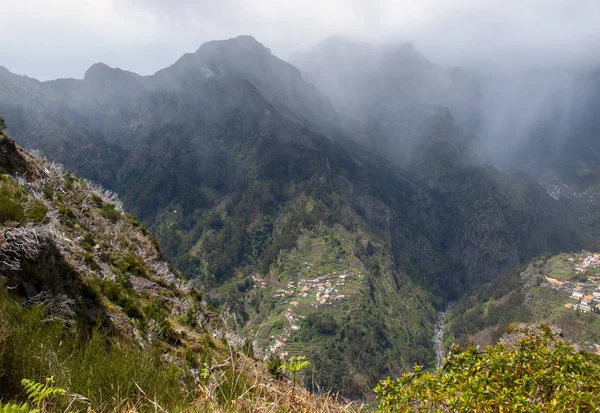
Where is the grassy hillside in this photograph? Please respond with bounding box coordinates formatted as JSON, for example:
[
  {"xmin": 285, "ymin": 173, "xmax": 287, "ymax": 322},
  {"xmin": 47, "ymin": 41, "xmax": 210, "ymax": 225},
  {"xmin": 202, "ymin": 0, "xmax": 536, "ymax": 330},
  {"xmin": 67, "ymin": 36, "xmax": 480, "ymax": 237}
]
[{"xmin": 0, "ymin": 131, "xmax": 362, "ymax": 412}]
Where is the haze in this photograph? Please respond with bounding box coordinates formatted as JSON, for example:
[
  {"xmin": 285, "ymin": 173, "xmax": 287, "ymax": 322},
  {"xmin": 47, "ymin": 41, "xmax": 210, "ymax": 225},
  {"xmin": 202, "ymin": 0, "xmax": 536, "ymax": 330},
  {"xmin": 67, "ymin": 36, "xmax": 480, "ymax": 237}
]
[{"xmin": 2, "ymin": 0, "xmax": 600, "ymax": 80}]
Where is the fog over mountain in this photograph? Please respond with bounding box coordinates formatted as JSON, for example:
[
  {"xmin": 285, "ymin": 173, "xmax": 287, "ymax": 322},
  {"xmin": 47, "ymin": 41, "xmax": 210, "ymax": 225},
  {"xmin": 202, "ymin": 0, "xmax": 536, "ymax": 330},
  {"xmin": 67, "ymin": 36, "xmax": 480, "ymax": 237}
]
[
  {"xmin": 291, "ymin": 36, "xmax": 600, "ymax": 176},
  {"xmin": 3, "ymin": 0, "xmax": 600, "ymax": 80},
  {"xmin": 5, "ymin": 0, "xmax": 598, "ymax": 175}
]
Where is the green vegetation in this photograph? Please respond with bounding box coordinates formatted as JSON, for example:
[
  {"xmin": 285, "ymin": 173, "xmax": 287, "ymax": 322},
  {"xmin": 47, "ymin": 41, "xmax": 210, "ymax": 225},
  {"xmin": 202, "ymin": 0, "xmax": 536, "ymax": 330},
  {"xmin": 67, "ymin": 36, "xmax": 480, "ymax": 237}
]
[
  {"xmin": 0, "ymin": 175, "xmax": 47, "ymax": 225},
  {"xmin": 0, "ymin": 285, "xmax": 359, "ymax": 412},
  {"xmin": 280, "ymin": 356, "xmax": 311, "ymax": 391},
  {"xmin": 0, "ymin": 54, "xmax": 590, "ymax": 401},
  {"xmin": 100, "ymin": 203, "xmax": 120, "ymax": 222},
  {"xmin": 376, "ymin": 327, "xmax": 600, "ymax": 412},
  {"xmin": 0, "ymin": 116, "xmax": 5, "ymax": 133},
  {"xmin": 0, "ymin": 286, "xmax": 190, "ymax": 411},
  {"xmin": 0, "ymin": 377, "xmax": 69, "ymax": 413},
  {"xmin": 0, "ymin": 195, "xmax": 24, "ymax": 223},
  {"xmin": 448, "ymin": 252, "xmax": 600, "ymax": 351},
  {"xmin": 447, "ymin": 262, "xmax": 533, "ymax": 347},
  {"xmin": 0, "ymin": 134, "xmax": 362, "ymax": 412}
]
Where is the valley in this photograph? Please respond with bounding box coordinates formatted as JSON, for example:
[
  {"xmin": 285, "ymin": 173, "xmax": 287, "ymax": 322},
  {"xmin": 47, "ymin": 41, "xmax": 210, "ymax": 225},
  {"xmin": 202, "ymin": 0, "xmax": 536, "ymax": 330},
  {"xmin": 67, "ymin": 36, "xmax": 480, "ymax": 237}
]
[
  {"xmin": 433, "ymin": 303, "xmax": 455, "ymax": 367},
  {"xmin": 0, "ymin": 33, "xmax": 599, "ymax": 401}
]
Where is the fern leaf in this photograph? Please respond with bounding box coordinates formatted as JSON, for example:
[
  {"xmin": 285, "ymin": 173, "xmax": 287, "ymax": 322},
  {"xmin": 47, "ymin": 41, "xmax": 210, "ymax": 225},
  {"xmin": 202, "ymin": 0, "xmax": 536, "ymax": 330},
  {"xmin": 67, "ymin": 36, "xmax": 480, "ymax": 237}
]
[
  {"xmin": 21, "ymin": 377, "xmax": 66, "ymax": 410},
  {"xmin": 0, "ymin": 402, "xmax": 31, "ymax": 413}
]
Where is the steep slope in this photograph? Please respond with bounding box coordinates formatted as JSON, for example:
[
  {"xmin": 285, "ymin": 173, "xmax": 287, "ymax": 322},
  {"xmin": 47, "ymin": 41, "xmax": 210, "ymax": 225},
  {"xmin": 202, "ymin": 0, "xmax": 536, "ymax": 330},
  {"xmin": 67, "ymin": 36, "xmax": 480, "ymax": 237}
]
[
  {"xmin": 0, "ymin": 131, "xmax": 363, "ymax": 412},
  {"xmin": 154, "ymin": 35, "xmax": 339, "ymax": 131},
  {"xmin": 0, "ymin": 126, "xmax": 241, "ymax": 345},
  {"xmin": 513, "ymin": 69, "xmax": 600, "ymax": 236},
  {"xmin": 446, "ymin": 250, "xmax": 600, "ymax": 355},
  {"xmin": 0, "ymin": 130, "xmax": 222, "ymax": 408},
  {"xmin": 0, "ymin": 35, "xmax": 590, "ymax": 397},
  {"xmin": 294, "ymin": 37, "xmax": 587, "ymax": 289},
  {"xmin": 0, "ymin": 47, "xmax": 442, "ymax": 396}
]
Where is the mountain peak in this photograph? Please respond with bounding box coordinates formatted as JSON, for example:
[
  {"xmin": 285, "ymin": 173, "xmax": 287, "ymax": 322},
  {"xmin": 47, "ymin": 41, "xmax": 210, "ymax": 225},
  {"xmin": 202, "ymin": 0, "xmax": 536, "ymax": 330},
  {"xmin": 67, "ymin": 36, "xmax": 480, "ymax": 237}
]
[
  {"xmin": 83, "ymin": 62, "xmax": 142, "ymax": 90},
  {"xmin": 197, "ymin": 35, "xmax": 271, "ymax": 55},
  {"xmin": 83, "ymin": 62, "xmax": 113, "ymax": 81}
]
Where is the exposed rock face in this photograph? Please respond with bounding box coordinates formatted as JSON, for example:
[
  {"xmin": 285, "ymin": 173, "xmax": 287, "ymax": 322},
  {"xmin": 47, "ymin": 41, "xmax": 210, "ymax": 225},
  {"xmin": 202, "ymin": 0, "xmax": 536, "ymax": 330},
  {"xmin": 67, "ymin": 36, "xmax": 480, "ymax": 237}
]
[
  {"xmin": 0, "ymin": 134, "xmax": 220, "ymax": 350},
  {"xmin": 500, "ymin": 323, "xmax": 564, "ymax": 348},
  {"xmin": 0, "ymin": 134, "xmax": 27, "ymax": 174},
  {"xmin": 520, "ymin": 264, "xmax": 544, "ymax": 302}
]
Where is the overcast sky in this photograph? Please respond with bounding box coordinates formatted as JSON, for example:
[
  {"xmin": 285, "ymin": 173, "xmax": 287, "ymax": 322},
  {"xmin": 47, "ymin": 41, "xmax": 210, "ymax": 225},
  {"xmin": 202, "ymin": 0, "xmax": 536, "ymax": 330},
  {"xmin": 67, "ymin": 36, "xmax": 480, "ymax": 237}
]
[{"xmin": 2, "ymin": 0, "xmax": 600, "ymax": 80}]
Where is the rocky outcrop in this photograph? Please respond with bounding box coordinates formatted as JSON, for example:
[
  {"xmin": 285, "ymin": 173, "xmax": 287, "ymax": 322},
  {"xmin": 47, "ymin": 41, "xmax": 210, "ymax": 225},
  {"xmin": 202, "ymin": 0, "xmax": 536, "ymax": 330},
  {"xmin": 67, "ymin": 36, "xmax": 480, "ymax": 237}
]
[{"xmin": 0, "ymin": 134, "xmax": 27, "ymax": 174}]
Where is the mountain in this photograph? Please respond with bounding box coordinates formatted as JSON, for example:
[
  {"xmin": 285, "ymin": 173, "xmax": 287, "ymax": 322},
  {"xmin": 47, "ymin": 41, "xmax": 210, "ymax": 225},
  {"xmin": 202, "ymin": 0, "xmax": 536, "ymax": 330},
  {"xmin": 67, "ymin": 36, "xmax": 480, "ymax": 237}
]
[
  {"xmin": 0, "ymin": 35, "xmax": 590, "ymax": 397},
  {"xmin": 292, "ymin": 36, "xmax": 478, "ymax": 163},
  {"xmin": 0, "ymin": 130, "xmax": 363, "ymax": 411},
  {"xmin": 293, "ymin": 38, "xmax": 600, "ymax": 188},
  {"xmin": 445, "ymin": 249, "xmax": 600, "ymax": 356},
  {"xmin": 0, "ymin": 130, "xmax": 213, "ymax": 407}
]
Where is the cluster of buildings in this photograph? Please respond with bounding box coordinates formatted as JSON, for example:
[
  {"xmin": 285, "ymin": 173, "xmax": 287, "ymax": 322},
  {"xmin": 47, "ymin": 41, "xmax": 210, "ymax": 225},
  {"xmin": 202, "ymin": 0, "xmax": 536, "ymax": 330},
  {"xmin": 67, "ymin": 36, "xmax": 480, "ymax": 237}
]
[
  {"xmin": 546, "ymin": 182, "xmax": 578, "ymax": 201},
  {"xmin": 251, "ymin": 272, "xmax": 267, "ymax": 288},
  {"xmin": 293, "ymin": 272, "xmax": 354, "ymax": 305},
  {"xmin": 272, "ymin": 280, "xmax": 298, "ymax": 298},
  {"xmin": 574, "ymin": 253, "xmax": 600, "ymax": 273},
  {"xmin": 253, "ymin": 267, "xmax": 362, "ymax": 357},
  {"xmin": 546, "ymin": 182, "xmax": 597, "ymax": 203},
  {"xmin": 251, "ymin": 269, "xmax": 356, "ymax": 306},
  {"xmin": 543, "ymin": 253, "xmax": 600, "ymax": 314},
  {"xmin": 565, "ymin": 286, "xmax": 600, "ymax": 313},
  {"xmin": 268, "ymin": 310, "xmax": 302, "ymax": 357}
]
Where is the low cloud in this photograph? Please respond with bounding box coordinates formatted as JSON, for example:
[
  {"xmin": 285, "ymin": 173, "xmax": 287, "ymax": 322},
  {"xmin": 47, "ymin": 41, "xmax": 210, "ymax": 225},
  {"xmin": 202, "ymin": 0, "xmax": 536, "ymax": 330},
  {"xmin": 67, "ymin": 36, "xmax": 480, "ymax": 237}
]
[{"xmin": 1, "ymin": 0, "xmax": 599, "ymax": 80}]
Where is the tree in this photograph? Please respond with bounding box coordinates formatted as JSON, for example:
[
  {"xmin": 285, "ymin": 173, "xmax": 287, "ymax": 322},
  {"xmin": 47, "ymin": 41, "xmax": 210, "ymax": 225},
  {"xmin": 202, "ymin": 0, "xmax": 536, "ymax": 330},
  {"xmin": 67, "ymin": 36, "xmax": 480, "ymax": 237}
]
[
  {"xmin": 0, "ymin": 116, "xmax": 6, "ymax": 133},
  {"xmin": 375, "ymin": 326, "xmax": 600, "ymax": 412},
  {"xmin": 280, "ymin": 355, "xmax": 311, "ymax": 394}
]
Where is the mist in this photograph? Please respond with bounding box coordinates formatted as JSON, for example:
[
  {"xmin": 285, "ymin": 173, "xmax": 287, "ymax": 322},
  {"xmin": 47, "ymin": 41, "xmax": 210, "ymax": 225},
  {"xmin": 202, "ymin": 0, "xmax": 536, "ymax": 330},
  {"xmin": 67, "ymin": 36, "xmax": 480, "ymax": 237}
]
[
  {"xmin": 2, "ymin": 0, "xmax": 600, "ymax": 80},
  {"xmin": 2, "ymin": 0, "xmax": 600, "ymax": 177}
]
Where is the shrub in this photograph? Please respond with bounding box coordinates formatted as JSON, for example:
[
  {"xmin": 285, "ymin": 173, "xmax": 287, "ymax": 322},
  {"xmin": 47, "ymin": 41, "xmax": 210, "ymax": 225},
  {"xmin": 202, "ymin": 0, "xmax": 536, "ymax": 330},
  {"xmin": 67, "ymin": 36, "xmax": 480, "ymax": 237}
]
[
  {"xmin": 42, "ymin": 185, "xmax": 54, "ymax": 200},
  {"xmin": 90, "ymin": 278, "xmax": 142, "ymax": 319},
  {"xmin": 84, "ymin": 252, "xmax": 100, "ymax": 271},
  {"xmin": 113, "ymin": 254, "xmax": 148, "ymax": 277},
  {"xmin": 91, "ymin": 194, "xmax": 103, "ymax": 206},
  {"xmin": 58, "ymin": 206, "xmax": 76, "ymax": 221},
  {"xmin": 25, "ymin": 202, "xmax": 47, "ymax": 223},
  {"xmin": 100, "ymin": 204, "xmax": 120, "ymax": 222},
  {"xmin": 63, "ymin": 174, "xmax": 75, "ymax": 191},
  {"xmin": 82, "ymin": 233, "xmax": 95, "ymax": 251},
  {"xmin": 280, "ymin": 356, "xmax": 311, "ymax": 392},
  {"xmin": 267, "ymin": 354, "xmax": 283, "ymax": 380},
  {"xmin": 375, "ymin": 327, "xmax": 600, "ymax": 412},
  {"xmin": 0, "ymin": 197, "xmax": 24, "ymax": 224}
]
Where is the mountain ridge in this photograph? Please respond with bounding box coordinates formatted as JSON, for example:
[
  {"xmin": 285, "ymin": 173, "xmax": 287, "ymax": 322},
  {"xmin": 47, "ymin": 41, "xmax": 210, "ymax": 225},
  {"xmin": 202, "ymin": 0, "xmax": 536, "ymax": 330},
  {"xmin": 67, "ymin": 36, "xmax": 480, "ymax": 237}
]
[{"xmin": 0, "ymin": 35, "xmax": 592, "ymax": 397}]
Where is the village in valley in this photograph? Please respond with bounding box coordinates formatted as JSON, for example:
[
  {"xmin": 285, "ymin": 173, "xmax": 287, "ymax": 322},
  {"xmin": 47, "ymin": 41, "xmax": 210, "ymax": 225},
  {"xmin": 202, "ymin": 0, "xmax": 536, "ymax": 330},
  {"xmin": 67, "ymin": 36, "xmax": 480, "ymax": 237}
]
[
  {"xmin": 543, "ymin": 252, "xmax": 600, "ymax": 314},
  {"xmin": 249, "ymin": 264, "xmax": 363, "ymax": 357}
]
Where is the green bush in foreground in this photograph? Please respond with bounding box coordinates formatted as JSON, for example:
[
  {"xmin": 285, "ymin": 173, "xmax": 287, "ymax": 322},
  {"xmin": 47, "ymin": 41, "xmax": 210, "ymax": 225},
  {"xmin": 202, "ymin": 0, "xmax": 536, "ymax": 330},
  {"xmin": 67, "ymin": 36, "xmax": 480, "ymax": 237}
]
[{"xmin": 375, "ymin": 327, "xmax": 600, "ymax": 412}]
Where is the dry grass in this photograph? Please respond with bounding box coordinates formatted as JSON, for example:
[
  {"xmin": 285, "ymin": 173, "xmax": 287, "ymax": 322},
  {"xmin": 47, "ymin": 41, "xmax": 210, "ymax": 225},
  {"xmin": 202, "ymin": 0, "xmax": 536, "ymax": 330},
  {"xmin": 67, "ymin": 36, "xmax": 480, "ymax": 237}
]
[
  {"xmin": 78, "ymin": 348, "xmax": 366, "ymax": 413},
  {"xmin": 184, "ymin": 345, "xmax": 364, "ymax": 413},
  {"xmin": 113, "ymin": 381, "xmax": 363, "ymax": 413}
]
